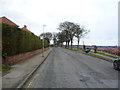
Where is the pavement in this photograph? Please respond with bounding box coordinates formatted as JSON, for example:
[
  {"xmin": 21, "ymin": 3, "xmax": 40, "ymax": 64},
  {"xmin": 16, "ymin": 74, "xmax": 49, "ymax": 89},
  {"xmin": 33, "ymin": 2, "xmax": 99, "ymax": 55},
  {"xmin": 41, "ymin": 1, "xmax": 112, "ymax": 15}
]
[
  {"xmin": 0, "ymin": 72, "xmax": 2, "ymax": 90},
  {"xmin": 68, "ymin": 48, "xmax": 116, "ymax": 61},
  {"xmin": 77, "ymin": 49, "xmax": 116, "ymax": 61},
  {"xmin": 24, "ymin": 47, "xmax": 118, "ymax": 88},
  {"xmin": 2, "ymin": 48, "xmax": 52, "ymax": 88},
  {"xmin": 89, "ymin": 52, "xmax": 116, "ymax": 61}
]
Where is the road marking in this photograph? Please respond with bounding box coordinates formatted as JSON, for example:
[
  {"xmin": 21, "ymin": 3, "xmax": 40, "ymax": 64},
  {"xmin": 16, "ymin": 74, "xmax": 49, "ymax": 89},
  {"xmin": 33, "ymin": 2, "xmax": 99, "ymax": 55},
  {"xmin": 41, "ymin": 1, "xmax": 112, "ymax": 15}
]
[
  {"xmin": 25, "ymin": 50, "xmax": 52, "ymax": 88},
  {"xmin": 27, "ymin": 82, "xmax": 33, "ymax": 88},
  {"xmin": 26, "ymin": 73, "xmax": 39, "ymax": 88}
]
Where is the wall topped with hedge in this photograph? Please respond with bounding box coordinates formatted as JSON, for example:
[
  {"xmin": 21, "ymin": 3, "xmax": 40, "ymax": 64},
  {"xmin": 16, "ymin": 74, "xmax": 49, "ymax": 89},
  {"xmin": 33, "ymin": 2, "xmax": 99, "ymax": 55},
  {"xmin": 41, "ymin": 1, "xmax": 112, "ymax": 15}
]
[{"xmin": 2, "ymin": 23, "xmax": 49, "ymax": 57}]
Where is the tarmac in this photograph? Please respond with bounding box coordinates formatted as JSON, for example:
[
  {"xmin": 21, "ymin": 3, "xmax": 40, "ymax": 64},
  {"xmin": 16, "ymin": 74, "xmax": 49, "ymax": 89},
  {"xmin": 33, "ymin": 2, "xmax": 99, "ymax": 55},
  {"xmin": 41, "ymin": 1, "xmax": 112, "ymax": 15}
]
[
  {"xmin": 2, "ymin": 48, "xmax": 52, "ymax": 88},
  {"xmin": 1, "ymin": 47, "xmax": 117, "ymax": 89}
]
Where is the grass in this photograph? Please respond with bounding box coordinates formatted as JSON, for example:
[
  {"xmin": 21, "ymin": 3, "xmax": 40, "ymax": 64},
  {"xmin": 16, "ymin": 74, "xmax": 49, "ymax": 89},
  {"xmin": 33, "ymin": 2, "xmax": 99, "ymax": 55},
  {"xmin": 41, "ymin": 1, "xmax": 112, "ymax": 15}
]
[
  {"xmin": 64, "ymin": 47, "xmax": 113, "ymax": 62},
  {"xmin": 96, "ymin": 51, "xmax": 119, "ymax": 58},
  {"xmin": 0, "ymin": 64, "xmax": 11, "ymax": 71},
  {"xmin": 86, "ymin": 53, "xmax": 113, "ymax": 62},
  {"xmin": 90, "ymin": 50, "xmax": 119, "ymax": 58}
]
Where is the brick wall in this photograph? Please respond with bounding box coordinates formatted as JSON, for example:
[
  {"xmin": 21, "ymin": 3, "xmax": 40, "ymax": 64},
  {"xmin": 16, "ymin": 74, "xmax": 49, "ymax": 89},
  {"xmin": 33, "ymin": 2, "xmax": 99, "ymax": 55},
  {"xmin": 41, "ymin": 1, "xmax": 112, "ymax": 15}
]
[{"xmin": 2, "ymin": 48, "xmax": 49, "ymax": 65}]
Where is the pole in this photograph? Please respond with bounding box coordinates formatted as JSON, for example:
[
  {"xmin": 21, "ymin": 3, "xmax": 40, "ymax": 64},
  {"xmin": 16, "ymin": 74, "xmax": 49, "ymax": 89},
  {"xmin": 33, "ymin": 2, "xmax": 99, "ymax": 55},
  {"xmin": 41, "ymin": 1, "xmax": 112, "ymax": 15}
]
[
  {"xmin": 42, "ymin": 25, "xmax": 46, "ymax": 57},
  {"xmin": 83, "ymin": 41, "xmax": 84, "ymax": 45}
]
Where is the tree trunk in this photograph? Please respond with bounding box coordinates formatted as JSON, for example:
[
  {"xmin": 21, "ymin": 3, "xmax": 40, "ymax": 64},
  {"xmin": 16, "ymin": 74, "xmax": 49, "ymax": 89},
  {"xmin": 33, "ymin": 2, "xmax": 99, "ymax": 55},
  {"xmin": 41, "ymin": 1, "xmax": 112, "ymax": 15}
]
[
  {"xmin": 77, "ymin": 39, "xmax": 80, "ymax": 49},
  {"xmin": 66, "ymin": 41, "xmax": 67, "ymax": 48},
  {"xmin": 68, "ymin": 41, "xmax": 70, "ymax": 48},
  {"xmin": 68, "ymin": 42, "xmax": 69, "ymax": 48},
  {"xmin": 60, "ymin": 42, "xmax": 62, "ymax": 47},
  {"xmin": 71, "ymin": 40, "xmax": 73, "ymax": 49},
  {"xmin": 62, "ymin": 43, "xmax": 63, "ymax": 47}
]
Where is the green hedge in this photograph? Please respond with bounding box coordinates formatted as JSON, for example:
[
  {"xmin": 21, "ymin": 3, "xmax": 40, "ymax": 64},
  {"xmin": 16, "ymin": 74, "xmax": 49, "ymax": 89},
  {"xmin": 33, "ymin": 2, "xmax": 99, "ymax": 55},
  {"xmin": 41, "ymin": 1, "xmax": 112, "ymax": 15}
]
[{"xmin": 2, "ymin": 23, "xmax": 49, "ymax": 56}]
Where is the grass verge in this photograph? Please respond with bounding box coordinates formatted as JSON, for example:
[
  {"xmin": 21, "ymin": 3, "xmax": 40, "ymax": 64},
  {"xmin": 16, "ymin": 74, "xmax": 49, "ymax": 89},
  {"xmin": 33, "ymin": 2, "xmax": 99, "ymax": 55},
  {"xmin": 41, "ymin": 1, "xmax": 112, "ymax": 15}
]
[
  {"xmin": 64, "ymin": 47, "xmax": 113, "ymax": 62},
  {"xmin": 90, "ymin": 50, "xmax": 119, "ymax": 58},
  {"xmin": 87, "ymin": 53, "xmax": 113, "ymax": 62},
  {"xmin": 0, "ymin": 65, "xmax": 11, "ymax": 71},
  {"xmin": 96, "ymin": 51, "xmax": 119, "ymax": 58}
]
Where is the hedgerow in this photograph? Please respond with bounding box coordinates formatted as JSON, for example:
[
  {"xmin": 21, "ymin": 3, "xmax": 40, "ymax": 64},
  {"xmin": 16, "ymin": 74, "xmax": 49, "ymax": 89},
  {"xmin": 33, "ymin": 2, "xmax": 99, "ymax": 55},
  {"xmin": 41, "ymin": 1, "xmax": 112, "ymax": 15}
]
[{"xmin": 2, "ymin": 23, "xmax": 49, "ymax": 56}]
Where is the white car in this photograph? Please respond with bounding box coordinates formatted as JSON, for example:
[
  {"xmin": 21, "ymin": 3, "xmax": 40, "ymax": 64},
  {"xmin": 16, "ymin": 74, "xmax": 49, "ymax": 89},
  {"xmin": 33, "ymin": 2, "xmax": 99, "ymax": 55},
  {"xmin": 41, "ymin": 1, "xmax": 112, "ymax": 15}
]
[{"xmin": 113, "ymin": 59, "xmax": 120, "ymax": 70}]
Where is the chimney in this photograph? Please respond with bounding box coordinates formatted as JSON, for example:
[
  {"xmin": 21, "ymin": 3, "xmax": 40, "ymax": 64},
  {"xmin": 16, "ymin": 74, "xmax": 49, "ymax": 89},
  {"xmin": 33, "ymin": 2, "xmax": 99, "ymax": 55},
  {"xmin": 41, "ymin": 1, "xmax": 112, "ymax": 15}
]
[{"xmin": 24, "ymin": 25, "xmax": 27, "ymax": 28}]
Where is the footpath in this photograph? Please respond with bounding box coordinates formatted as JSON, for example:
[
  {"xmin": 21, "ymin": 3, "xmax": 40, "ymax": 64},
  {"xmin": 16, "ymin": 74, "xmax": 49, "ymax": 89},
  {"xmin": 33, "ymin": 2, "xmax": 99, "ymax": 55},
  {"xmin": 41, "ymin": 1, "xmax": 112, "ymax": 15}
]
[
  {"xmin": 65, "ymin": 47, "xmax": 116, "ymax": 62},
  {"xmin": 90, "ymin": 52, "xmax": 116, "ymax": 61},
  {"xmin": 2, "ymin": 48, "xmax": 52, "ymax": 88}
]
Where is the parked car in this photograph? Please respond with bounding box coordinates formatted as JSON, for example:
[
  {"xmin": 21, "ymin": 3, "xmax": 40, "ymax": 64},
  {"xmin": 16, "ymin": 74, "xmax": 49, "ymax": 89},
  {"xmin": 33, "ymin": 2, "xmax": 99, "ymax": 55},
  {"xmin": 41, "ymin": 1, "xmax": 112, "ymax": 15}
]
[
  {"xmin": 85, "ymin": 48, "xmax": 91, "ymax": 53},
  {"xmin": 113, "ymin": 58, "xmax": 120, "ymax": 70}
]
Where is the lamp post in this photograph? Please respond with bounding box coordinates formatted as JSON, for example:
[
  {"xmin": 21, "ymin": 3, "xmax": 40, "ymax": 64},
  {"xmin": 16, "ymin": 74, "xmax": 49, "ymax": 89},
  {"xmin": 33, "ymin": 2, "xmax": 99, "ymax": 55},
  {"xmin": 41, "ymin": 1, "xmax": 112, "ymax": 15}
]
[
  {"xmin": 42, "ymin": 25, "xmax": 46, "ymax": 57},
  {"xmin": 83, "ymin": 41, "xmax": 84, "ymax": 45}
]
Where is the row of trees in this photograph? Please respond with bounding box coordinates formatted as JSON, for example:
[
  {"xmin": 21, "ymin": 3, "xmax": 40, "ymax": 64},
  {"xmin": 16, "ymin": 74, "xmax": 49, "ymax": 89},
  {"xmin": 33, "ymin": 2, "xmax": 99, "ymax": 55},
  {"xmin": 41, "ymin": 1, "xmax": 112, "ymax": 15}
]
[
  {"xmin": 40, "ymin": 21, "xmax": 89, "ymax": 49},
  {"xmin": 57, "ymin": 21, "xmax": 89, "ymax": 49}
]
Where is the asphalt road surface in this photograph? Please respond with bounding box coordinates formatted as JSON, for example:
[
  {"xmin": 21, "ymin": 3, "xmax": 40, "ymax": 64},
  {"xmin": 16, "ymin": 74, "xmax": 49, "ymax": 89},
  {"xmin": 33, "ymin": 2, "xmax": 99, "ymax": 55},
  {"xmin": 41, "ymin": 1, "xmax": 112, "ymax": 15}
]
[{"xmin": 24, "ymin": 47, "xmax": 118, "ymax": 88}]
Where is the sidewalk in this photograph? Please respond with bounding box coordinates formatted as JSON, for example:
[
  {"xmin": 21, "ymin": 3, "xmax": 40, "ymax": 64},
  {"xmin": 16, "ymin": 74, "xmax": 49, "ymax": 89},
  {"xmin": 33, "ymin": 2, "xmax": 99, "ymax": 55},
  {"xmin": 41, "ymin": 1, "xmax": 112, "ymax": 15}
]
[
  {"xmin": 65, "ymin": 48, "xmax": 116, "ymax": 61},
  {"xmin": 2, "ymin": 48, "xmax": 52, "ymax": 88},
  {"xmin": 89, "ymin": 52, "xmax": 116, "ymax": 61}
]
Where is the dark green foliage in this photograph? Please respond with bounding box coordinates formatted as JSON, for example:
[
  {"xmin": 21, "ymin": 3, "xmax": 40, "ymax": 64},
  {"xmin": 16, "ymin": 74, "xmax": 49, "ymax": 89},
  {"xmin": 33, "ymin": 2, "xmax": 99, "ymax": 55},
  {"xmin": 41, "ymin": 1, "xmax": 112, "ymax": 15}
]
[
  {"xmin": 2, "ymin": 53, "xmax": 7, "ymax": 59},
  {"xmin": 2, "ymin": 23, "xmax": 49, "ymax": 56},
  {"xmin": 1, "ymin": 64, "xmax": 11, "ymax": 71}
]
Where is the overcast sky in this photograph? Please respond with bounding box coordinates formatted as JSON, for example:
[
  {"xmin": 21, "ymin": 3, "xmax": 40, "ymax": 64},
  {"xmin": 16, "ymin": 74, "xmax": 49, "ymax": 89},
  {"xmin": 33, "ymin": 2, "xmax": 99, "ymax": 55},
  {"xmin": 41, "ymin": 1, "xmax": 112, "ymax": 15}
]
[{"xmin": 0, "ymin": 0, "xmax": 119, "ymax": 46}]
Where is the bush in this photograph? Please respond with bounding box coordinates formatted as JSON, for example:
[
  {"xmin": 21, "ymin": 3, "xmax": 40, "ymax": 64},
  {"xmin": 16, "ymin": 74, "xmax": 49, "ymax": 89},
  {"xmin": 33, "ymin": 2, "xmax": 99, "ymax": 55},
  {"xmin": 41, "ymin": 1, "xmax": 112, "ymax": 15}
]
[
  {"xmin": 1, "ymin": 64, "xmax": 11, "ymax": 71},
  {"xmin": 2, "ymin": 53, "xmax": 7, "ymax": 59},
  {"xmin": 2, "ymin": 23, "xmax": 49, "ymax": 56}
]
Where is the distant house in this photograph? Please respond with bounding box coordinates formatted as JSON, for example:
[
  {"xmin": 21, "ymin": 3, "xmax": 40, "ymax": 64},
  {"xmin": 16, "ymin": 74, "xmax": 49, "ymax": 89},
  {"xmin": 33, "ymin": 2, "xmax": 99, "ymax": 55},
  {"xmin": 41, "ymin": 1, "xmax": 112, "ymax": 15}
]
[
  {"xmin": 0, "ymin": 16, "xmax": 19, "ymax": 27},
  {"xmin": 21, "ymin": 25, "xmax": 32, "ymax": 33},
  {"xmin": 0, "ymin": 16, "xmax": 32, "ymax": 33}
]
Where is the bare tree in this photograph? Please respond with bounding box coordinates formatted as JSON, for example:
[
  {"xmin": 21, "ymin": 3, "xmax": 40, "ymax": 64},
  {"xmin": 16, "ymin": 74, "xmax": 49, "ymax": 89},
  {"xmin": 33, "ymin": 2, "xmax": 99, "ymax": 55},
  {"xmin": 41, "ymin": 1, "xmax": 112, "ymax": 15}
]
[
  {"xmin": 40, "ymin": 32, "xmax": 52, "ymax": 45},
  {"xmin": 57, "ymin": 32, "xmax": 66, "ymax": 47},
  {"xmin": 57, "ymin": 21, "xmax": 89, "ymax": 49},
  {"xmin": 52, "ymin": 32, "xmax": 58, "ymax": 46},
  {"xmin": 68, "ymin": 23, "xmax": 76, "ymax": 49},
  {"xmin": 75, "ymin": 25, "xmax": 89, "ymax": 49},
  {"xmin": 58, "ymin": 21, "xmax": 76, "ymax": 48},
  {"xmin": 58, "ymin": 21, "xmax": 70, "ymax": 47}
]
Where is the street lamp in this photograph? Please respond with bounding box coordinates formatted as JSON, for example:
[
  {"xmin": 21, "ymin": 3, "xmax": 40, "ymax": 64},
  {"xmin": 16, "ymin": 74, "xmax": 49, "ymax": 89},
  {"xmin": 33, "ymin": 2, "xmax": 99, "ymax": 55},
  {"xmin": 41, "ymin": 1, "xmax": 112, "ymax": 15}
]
[
  {"xmin": 83, "ymin": 41, "xmax": 84, "ymax": 45},
  {"xmin": 42, "ymin": 25, "xmax": 46, "ymax": 57}
]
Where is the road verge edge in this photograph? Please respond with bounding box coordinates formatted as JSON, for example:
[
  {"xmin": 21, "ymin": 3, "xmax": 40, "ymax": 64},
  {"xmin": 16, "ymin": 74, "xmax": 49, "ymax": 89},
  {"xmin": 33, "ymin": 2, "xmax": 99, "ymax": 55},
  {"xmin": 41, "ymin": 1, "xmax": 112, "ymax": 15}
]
[{"xmin": 17, "ymin": 48, "xmax": 52, "ymax": 88}]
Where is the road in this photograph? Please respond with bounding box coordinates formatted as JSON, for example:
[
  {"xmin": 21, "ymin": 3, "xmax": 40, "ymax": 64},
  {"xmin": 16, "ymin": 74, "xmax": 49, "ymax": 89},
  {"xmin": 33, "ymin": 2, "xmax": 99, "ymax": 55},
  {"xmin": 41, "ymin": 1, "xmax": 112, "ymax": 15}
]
[{"xmin": 24, "ymin": 47, "xmax": 118, "ymax": 88}]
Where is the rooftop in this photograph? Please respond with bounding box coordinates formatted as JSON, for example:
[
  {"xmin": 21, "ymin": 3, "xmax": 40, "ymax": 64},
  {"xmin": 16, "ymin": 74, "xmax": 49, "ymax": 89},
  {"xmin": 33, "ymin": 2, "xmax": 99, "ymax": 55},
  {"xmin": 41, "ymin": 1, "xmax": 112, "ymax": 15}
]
[
  {"xmin": 21, "ymin": 25, "xmax": 32, "ymax": 33},
  {"xmin": 0, "ymin": 16, "xmax": 19, "ymax": 27}
]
